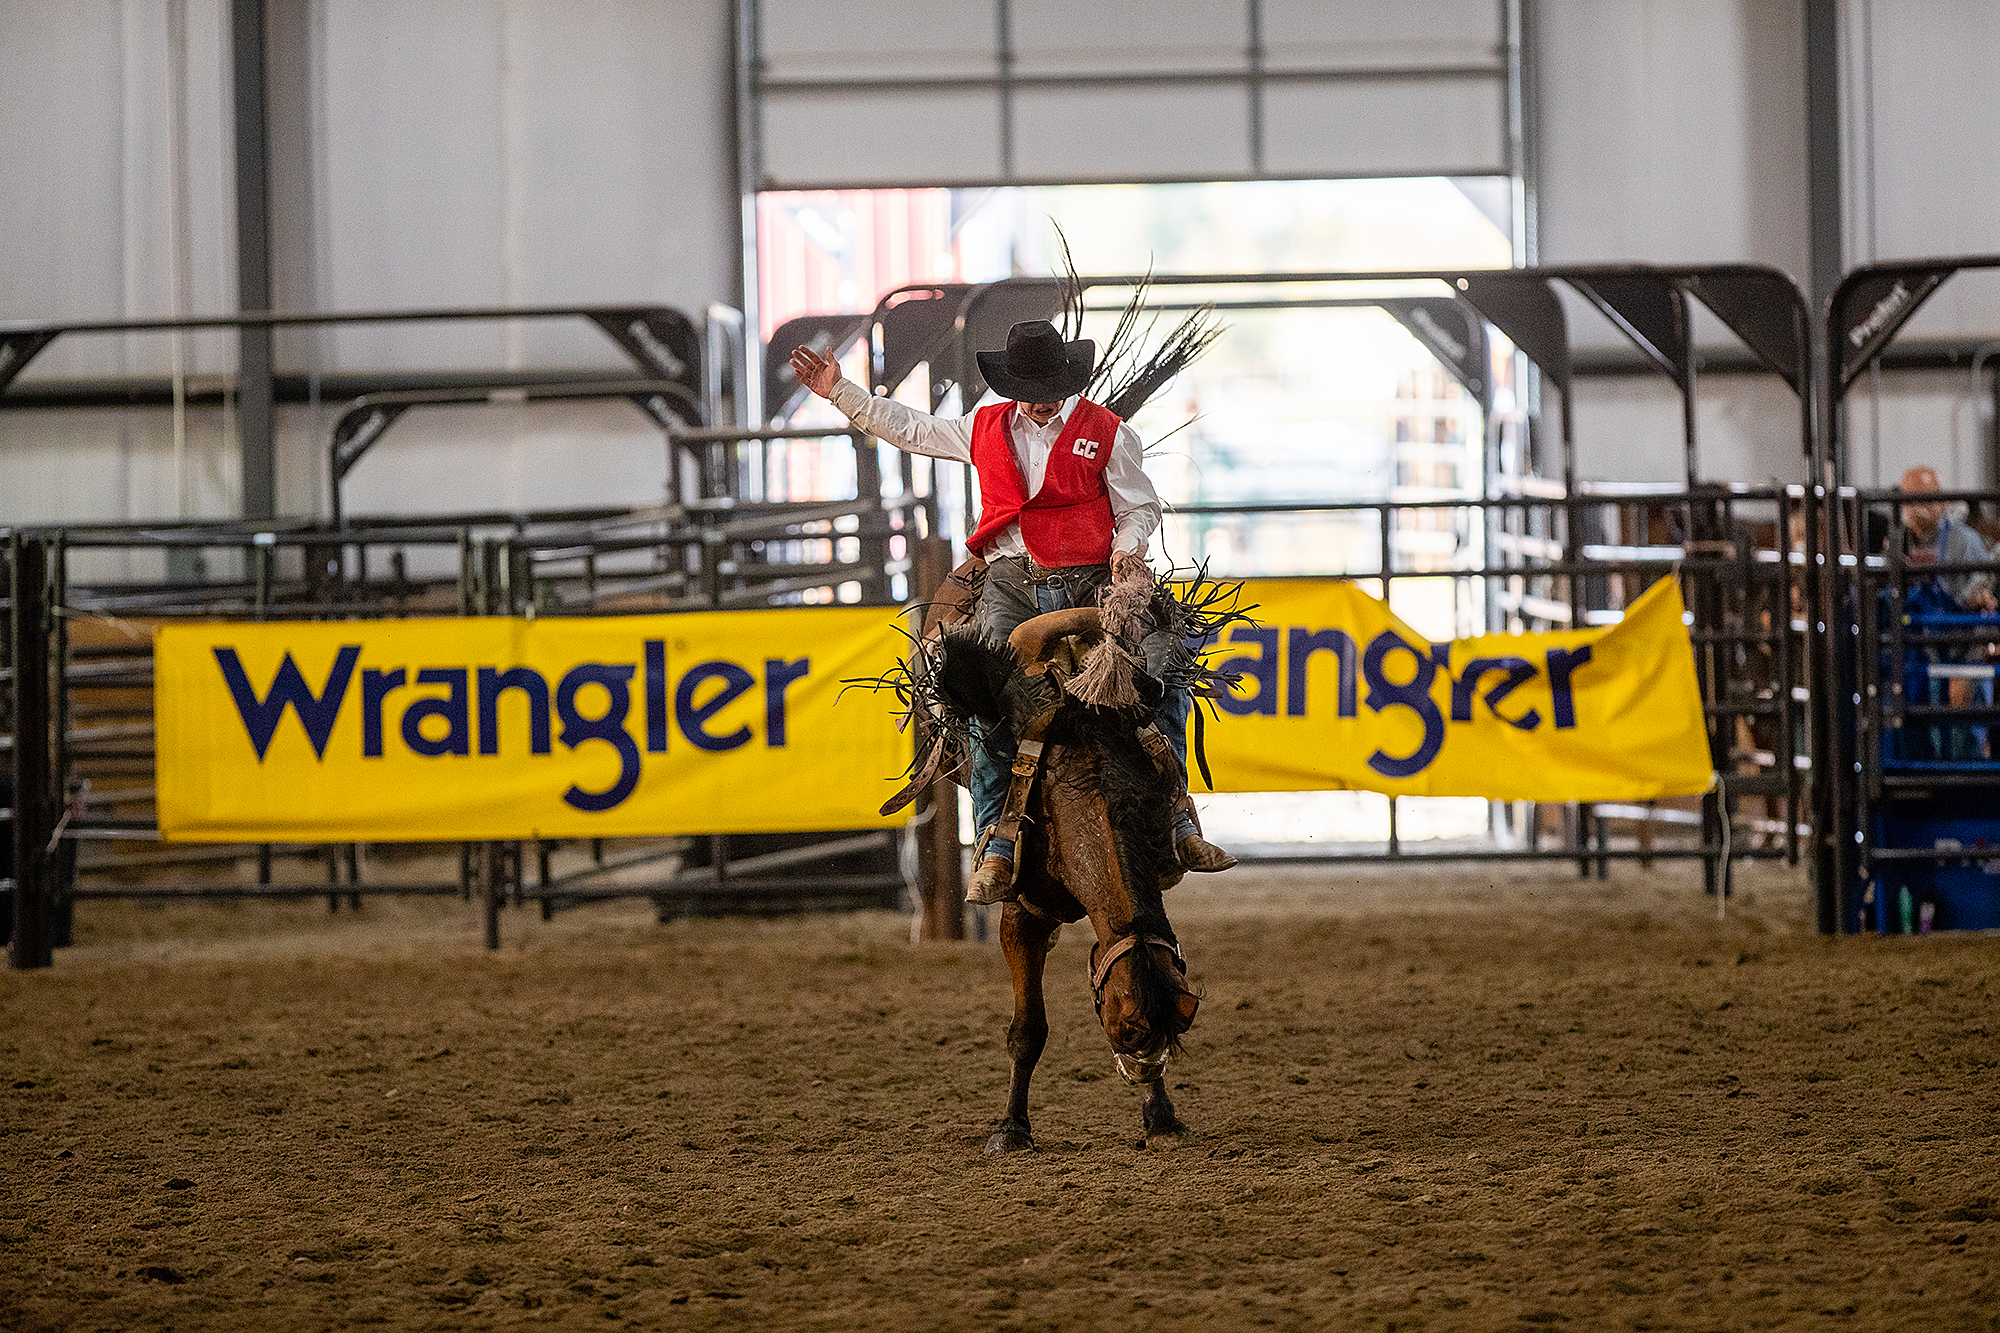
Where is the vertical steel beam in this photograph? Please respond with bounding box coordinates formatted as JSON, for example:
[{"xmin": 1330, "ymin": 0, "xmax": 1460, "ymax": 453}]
[
  {"xmin": 1804, "ymin": 0, "xmax": 1843, "ymax": 310},
  {"xmin": 996, "ymin": 0, "xmax": 1015, "ymax": 181},
  {"xmin": 232, "ymin": 0, "xmax": 277, "ymax": 519},
  {"xmin": 8, "ymin": 538, "xmax": 52, "ymax": 970},
  {"xmin": 733, "ymin": 0, "xmax": 765, "ymax": 426},
  {"xmin": 1503, "ymin": 0, "xmax": 1540, "ymax": 266},
  {"xmin": 1246, "ymin": 0, "xmax": 1266, "ymax": 177},
  {"xmin": 481, "ymin": 842, "xmax": 502, "ymax": 950},
  {"xmin": 911, "ymin": 538, "xmax": 965, "ymax": 939},
  {"xmin": 1805, "ymin": 0, "xmax": 1846, "ymax": 930}
]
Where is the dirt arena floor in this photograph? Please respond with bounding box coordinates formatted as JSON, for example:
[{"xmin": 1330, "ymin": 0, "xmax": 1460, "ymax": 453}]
[{"xmin": 3, "ymin": 860, "xmax": 1998, "ymax": 1331}]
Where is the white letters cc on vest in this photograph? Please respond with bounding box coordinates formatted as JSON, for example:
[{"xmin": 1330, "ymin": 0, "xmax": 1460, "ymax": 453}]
[{"xmin": 1072, "ymin": 437, "xmax": 1102, "ymax": 460}]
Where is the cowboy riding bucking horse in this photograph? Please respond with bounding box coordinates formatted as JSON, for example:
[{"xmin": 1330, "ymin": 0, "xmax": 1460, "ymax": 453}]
[{"xmin": 790, "ymin": 313, "xmax": 1237, "ymax": 905}]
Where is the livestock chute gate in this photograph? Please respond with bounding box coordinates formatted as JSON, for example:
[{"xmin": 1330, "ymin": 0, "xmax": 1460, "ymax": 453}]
[
  {"xmin": 1821, "ymin": 255, "xmax": 2000, "ymax": 934},
  {"xmin": 0, "ymin": 303, "xmax": 956, "ymax": 967}
]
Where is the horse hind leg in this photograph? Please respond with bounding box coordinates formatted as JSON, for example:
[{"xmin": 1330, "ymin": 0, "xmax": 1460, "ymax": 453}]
[{"xmin": 985, "ymin": 902, "xmax": 1056, "ymax": 1156}]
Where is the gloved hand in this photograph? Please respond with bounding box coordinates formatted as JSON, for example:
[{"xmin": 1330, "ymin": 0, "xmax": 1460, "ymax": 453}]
[{"xmin": 1110, "ymin": 548, "xmax": 1151, "ymax": 585}]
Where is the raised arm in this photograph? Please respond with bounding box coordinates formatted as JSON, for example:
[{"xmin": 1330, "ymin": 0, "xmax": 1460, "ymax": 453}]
[{"xmin": 788, "ymin": 347, "xmax": 974, "ymax": 464}]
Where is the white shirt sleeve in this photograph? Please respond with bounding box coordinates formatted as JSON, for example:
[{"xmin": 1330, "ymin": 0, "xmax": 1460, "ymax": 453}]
[
  {"xmin": 1105, "ymin": 418, "xmax": 1162, "ymax": 556},
  {"xmin": 826, "ymin": 377, "xmax": 974, "ymax": 464}
]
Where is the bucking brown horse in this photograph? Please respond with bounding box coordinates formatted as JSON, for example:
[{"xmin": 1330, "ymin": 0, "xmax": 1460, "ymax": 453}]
[{"xmin": 932, "ymin": 606, "xmax": 1202, "ymax": 1155}]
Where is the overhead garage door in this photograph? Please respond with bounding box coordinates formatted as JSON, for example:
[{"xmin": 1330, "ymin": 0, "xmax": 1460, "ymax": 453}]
[{"xmin": 751, "ymin": 0, "xmax": 1515, "ymax": 189}]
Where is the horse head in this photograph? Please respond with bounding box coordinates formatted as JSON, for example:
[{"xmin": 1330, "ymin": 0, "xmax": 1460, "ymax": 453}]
[{"xmin": 1092, "ymin": 935, "xmax": 1201, "ymax": 1082}]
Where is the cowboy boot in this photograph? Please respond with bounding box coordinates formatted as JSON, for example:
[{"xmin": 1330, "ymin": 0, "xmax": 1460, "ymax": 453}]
[
  {"xmin": 1136, "ymin": 723, "xmax": 1237, "ymax": 875},
  {"xmin": 966, "ymin": 853, "xmax": 1017, "ymax": 905},
  {"xmin": 965, "ymin": 828, "xmax": 1017, "ymax": 905},
  {"xmin": 1172, "ymin": 795, "xmax": 1237, "ymax": 873}
]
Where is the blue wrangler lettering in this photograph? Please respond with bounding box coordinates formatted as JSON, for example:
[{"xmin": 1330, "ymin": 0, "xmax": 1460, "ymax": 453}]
[
  {"xmin": 676, "ymin": 661, "xmax": 755, "ymax": 751},
  {"xmin": 1285, "ymin": 627, "xmax": 1357, "ymax": 718},
  {"xmin": 556, "ymin": 664, "xmax": 640, "ymax": 811},
  {"xmin": 1545, "ymin": 645, "xmax": 1594, "ymax": 730},
  {"xmin": 1452, "ymin": 656, "xmax": 1541, "ymax": 731},
  {"xmin": 403, "ymin": 668, "xmax": 470, "ymax": 757},
  {"xmin": 215, "ymin": 645, "xmax": 359, "ymax": 761},
  {"xmin": 1362, "ymin": 631, "xmax": 1445, "ymax": 778}
]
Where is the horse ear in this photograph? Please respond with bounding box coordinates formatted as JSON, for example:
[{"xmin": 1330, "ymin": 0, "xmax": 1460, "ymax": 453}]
[{"xmin": 1174, "ymin": 989, "xmax": 1200, "ymax": 1029}]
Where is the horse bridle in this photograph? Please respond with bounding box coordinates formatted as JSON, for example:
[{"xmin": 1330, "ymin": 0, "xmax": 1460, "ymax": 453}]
[
  {"xmin": 1088, "ymin": 932, "xmax": 1184, "ymax": 1001},
  {"xmin": 1088, "ymin": 932, "xmax": 1188, "ymax": 1084}
]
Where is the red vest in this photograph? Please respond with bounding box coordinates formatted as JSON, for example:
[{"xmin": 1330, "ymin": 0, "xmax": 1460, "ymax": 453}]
[{"xmin": 966, "ymin": 398, "xmax": 1121, "ymax": 566}]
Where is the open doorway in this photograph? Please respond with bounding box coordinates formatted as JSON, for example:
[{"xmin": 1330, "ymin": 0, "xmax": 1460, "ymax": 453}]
[{"xmin": 756, "ymin": 178, "xmax": 1516, "ymax": 852}]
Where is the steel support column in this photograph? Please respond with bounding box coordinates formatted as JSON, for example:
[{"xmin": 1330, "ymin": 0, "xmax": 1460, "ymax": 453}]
[
  {"xmin": 912, "ymin": 537, "xmax": 966, "ymax": 939},
  {"xmin": 1804, "ymin": 0, "xmax": 1844, "ymax": 929},
  {"xmin": 1803, "ymin": 0, "xmax": 1843, "ymax": 311},
  {"xmin": 732, "ymin": 0, "xmax": 765, "ymax": 427},
  {"xmin": 8, "ymin": 538, "xmax": 53, "ymax": 969},
  {"xmin": 231, "ymin": 0, "xmax": 277, "ymax": 519}
]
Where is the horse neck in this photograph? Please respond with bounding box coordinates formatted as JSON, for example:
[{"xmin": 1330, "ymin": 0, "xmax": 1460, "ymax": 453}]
[{"xmin": 1040, "ymin": 752, "xmax": 1154, "ymax": 949}]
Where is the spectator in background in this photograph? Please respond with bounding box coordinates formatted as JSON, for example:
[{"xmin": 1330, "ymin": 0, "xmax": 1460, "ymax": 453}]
[
  {"xmin": 1900, "ymin": 465, "xmax": 1996, "ymax": 757},
  {"xmin": 1901, "ymin": 465, "xmax": 1997, "ymax": 612}
]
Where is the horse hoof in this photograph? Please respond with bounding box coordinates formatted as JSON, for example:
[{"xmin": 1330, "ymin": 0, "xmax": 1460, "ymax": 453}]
[
  {"xmin": 984, "ymin": 1128, "xmax": 1036, "ymax": 1156},
  {"xmin": 1144, "ymin": 1117, "xmax": 1186, "ymax": 1139}
]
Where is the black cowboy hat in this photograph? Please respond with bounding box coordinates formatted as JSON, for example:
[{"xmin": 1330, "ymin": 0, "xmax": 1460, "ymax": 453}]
[{"xmin": 976, "ymin": 320, "xmax": 1096, "ymax": 403}]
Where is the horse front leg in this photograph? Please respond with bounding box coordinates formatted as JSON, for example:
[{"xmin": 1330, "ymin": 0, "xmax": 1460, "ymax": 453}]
[
  {"xmin": 985, "ymin": 902, "xmax": 1056, "ymax": 1156},
  {"xmin": 1137, "ymin": 1076, "xmax": 1184, "ymax": 1137}
]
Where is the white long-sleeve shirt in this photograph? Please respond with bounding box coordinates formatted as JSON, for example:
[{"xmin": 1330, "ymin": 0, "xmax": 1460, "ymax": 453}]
[{"xmin": 826, "ymin": 377, "xmax": 1161, "ymax": 558}]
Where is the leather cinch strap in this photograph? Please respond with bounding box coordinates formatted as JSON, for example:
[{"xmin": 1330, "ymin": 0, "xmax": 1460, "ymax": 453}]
[{"xmin": 988, "ymin": 703, "xmax": 1057, "ymax": 851}]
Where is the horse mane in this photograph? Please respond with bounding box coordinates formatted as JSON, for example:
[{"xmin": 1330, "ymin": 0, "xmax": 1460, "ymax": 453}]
[{"xmin": 932, "ymin": 627, "xmax": 1018, "ymax": 726}]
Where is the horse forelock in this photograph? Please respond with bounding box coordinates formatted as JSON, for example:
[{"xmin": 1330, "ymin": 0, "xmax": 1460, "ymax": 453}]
[{"xmin": 1125, "ymin": 934, "xmax": 1197, "ymax": 1053}]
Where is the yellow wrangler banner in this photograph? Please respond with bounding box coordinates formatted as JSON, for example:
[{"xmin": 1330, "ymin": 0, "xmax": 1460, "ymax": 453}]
[
  {"xmin": 1200, "ymin": 575, "xmax": 1714, "ymax": 800},
  {"xmin": 155, "ymin": 610, "xmax": 912, "ymax": 841}
]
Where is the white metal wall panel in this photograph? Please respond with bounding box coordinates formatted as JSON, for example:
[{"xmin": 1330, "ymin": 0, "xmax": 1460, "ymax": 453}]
[
  {"xmin": 1572, "ymin": 379, "xmax": 1808, "ymax": 490},
  {"xmin": 1832, "ymin": 371, "xmax": 1992, "ymax": 491},
  {"xmin": 315, "ymin": 0, "xmax": 738, "ymax": 372},
  {"xmin": 0, "ymin": 408, "xmax": 241, "ymax": 527},
  {"xmin": 2, "ymin": 0, "xmax": 739, "ymax": 526},
  {"xmin": 755, "ymin": 0, "xmax": 1508, "ymax": 187},
  {"xmin": 1868, "ymin": 4, "xmax": 2000, "ymax": 266},
  {"xmin": 1012, "ymin": 84, "xmax": 1253, "ymax": 182},
  {"xmin": 1263, "ymin": 77, "xmax": 1504, "ymax": 178},
  {"xmin": 759, "ymin": 0, "xmax": 995, "ymax": 81},
  {"xmin": 1010, "ymin": 0, "xmax": 1244, "ymax": 77},
  {"xmin": 0, "ymin": 0, "xmax": 237, "ymax": 379},
  {"xmin": 325, "ymin": 401, "xmax": 671, "ymax": 520},
  {"xmin": 317, "ymin": 2, "xmax": 509, "ymax": 373},
  {"xmin": 1537, "ymin": 0, "xmax": 1807, "ymax": 278},
  {"xmin": 762, "ymin": 88, "xmax": 1004, "ymax": 186},
  {"xmin": 1862, "ymin": 5, "xmax": 2000, "ymax": 338},
  {"xmin": 1261, "ymin": 0, "xmax": 1498, "ymax": 70}
]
